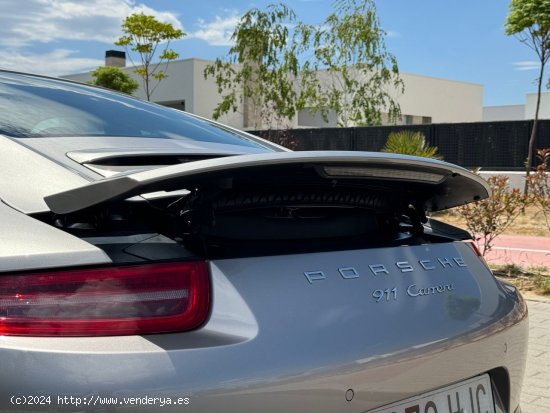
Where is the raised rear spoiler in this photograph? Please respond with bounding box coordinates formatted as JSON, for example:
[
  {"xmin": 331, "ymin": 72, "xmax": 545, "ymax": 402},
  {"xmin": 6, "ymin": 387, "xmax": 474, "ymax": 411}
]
[{"xmin": 45, "ymin": 151, "xmax": 490, "ymax": 214}]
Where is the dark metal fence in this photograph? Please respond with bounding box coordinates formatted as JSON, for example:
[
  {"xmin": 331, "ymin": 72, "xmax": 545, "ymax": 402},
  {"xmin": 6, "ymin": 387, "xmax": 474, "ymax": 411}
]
[{"xmin": 251, "ymin": 120, "xmax": 550, "ymax": 170}]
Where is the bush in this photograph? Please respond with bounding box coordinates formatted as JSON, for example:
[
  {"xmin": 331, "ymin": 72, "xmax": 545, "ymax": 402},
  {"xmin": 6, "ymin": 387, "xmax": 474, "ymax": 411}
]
[
  {"xmin": 455, "ymin": 175, "xmax": 526, "ymax": 255},
  {"xmin": 526, "ymin": 148, "xmax": 550, "ymax": 231},
  {"xmin": 381, "ymin": 130, "xmax": 441, "ymax": 159},
  {"xmin": 88, "ymin": 66, "xmax": 139, "ymax": 95}
]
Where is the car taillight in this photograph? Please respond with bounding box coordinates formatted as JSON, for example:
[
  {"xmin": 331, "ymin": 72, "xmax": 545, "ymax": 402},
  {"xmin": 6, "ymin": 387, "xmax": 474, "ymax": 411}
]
[
  {"xmin": 465, "ymin": 240, "xmax": 491, "ymax": 270},
  {"xmin": 0, "ymin": 262, "xmax": 210, "ymax": 337}
]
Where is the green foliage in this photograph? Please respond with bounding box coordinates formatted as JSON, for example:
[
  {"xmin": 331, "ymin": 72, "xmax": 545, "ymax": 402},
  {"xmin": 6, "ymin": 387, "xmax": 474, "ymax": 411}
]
[
  {"xmin": 535, "ymin": 272, "xmax": 550, "ymax": 294},
  {"xmin": 88, "ymin": 66, "xmax": 139, "ymax": 95},
  {"xmin": 381, "ymin": 130, "xmax": 441, "ymax": 159},
  {"xmin": 115, "ymin": 13, "xmax": 184, "ymax": 100},
  {"xmin": 505, "ymin": 0, "xmax": 550, "ymax": 36},
  {"xmin": 455, "ymin": 175, "xmax": 527, "ymax": 256},
  {"xmin": 526, "ymin": 148, "xmax": 550, "ymax": 230},
  {"xmin": 205, "ymin": 0, "xmax": 402, "ymax": 129},
  {"xmin": 204, "ymin": 3, "xmax": 317, "ymax": 129},
  {"xmin": 310, "ymin": 0, "xmax": 403, "ymax": 126},
  {"xmin": 505, "ymin": 0, "xmax": 550, "ymax": 192}
]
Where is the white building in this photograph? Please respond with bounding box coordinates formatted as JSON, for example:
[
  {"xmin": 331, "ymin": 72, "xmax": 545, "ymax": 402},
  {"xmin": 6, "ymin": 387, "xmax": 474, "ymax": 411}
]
[
  {"xmin": 482, "ymin": 92, "xmax": 550, "ymax": 121},
  {"xmin": 63, "ymin": 51, "xmax": 484, "ymax": 130}
]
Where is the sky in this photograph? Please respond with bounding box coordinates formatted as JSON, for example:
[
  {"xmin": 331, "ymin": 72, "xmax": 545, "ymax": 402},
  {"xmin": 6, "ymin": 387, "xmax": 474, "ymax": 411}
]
[{"xmin": 0, "ymin": 0, "xmax": 544, "ymax": 106}]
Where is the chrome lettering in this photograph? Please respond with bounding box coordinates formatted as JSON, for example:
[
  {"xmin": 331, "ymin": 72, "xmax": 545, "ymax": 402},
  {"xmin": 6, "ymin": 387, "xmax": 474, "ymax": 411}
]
[
  {"xmin": 438, "ymin": 257, "xmax": 453, "ymax": 268},
  {"xmin": 407, "ymin": 283, "xmax": 454, "ymax": 297},
  {"xmin": 396, "ymin": 261, "xmax": 414, "ymax": 273},
  {"xmin": 454, "ymin": 257, "xmax": 467, "ymax": 267},
  {"xmin": 419, "ymin": 259, "xmax": 435, "ymax": 270},
  {"xmin": 338, "ymin": 267, "xmax": 359, "ymax": 279},
  {"xmin": 369, "ymin": 264, "xmax": 389, "ymax": 276},
  {"xmin": 304, "ymin": 271, "xmax": 326, "ymax": 284}
]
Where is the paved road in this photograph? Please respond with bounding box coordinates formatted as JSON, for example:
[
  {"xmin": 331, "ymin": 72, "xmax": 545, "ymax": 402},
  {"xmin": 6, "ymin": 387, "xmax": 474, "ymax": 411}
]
[{"xmin": 521, "ymin": 298, "xmax": 550, "ymax": 412}]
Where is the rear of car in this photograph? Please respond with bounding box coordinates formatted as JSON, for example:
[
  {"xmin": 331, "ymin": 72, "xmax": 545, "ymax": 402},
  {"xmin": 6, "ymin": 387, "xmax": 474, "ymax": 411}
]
[{"xmin": 0, "ymin": 71, "xmax": 528, "ymax": 413}]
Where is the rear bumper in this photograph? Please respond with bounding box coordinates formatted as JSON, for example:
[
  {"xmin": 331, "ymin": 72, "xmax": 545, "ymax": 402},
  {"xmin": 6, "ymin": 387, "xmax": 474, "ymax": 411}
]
[{"xmin": 0, "ymin": 288, "xmax": 528, "ymax": 413}]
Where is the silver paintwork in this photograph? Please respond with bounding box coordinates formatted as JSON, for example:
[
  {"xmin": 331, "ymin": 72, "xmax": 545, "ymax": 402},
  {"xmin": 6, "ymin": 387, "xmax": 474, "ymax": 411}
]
[
  {"xmin": 0, "ymin": 201, "xmax": 111, "ymax": 271},
  {"xmin": 1, "ymin": 135, "xmax": 274, "ymax": 211},
  {"xmin": 45, "ymin": 151, "xmax": 491, "ymax": 214},
  {"xmin": 66, "ymin": 147, "xmax": 268, "ymax": 165},
  {"xmin": 17, "ymin": 136, "xmax": 273, "ymax": 180},
  {"xmin": 0, "ymin": 136, "xmax": 91, "ymax": 214},
  {"xmin": 0, "ymin": 243, "xmax": 527, "ymax": 412}
]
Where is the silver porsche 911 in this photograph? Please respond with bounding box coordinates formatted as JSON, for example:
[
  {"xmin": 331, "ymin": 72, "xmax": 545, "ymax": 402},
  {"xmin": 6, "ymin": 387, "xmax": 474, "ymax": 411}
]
[{"xmin": 0, "ymin": 71, "xmax": 527, "ymax": 413}]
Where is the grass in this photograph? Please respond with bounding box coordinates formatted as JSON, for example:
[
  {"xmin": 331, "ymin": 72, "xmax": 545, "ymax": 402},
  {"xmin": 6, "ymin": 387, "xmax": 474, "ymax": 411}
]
[
  {"xmin": 491, "ymin": 264, "xmax": 550, "ymax": 296},
  {"xmin": 435, "ymin": 206, "xmax": 550, "ymax": 296}
]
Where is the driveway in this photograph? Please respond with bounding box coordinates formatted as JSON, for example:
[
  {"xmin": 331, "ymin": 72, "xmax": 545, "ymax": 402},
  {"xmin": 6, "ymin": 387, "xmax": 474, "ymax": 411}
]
[{"xmin": 521, "ymin": 298, "xmax": 550, "ymax": 412}]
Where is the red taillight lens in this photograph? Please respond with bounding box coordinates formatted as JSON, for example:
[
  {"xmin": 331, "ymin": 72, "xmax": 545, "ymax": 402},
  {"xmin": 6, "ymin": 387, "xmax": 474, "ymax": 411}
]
[
  {"xmin": 465, "ymin": 240, "xmax": 491, "ymax": 269},
  {"xmin": 0, "ymin": 262, "xmax": 210, "ymax": 337}
]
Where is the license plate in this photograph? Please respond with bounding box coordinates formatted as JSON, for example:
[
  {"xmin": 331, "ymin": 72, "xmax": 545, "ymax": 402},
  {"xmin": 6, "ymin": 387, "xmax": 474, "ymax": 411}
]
[{"xmin": 370, "ymin": 374, "xmax": 495, "ymax": 413}]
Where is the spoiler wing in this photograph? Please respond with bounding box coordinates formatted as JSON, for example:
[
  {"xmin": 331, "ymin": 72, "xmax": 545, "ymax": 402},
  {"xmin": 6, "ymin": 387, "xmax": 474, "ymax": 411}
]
[{"xmin": 44, "ymin": 151, "xmax": 490, "ymax": 214}]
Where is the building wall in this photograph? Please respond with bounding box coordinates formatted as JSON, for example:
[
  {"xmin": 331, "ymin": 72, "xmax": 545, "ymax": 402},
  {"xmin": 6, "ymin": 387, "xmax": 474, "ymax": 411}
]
[
  {"xmin": 525, "ymin": 91, "xmax": 550, "ymax": 120},
  {"xmin": 190, "ymin": 59, "xmax": 244, "ymax": 129},
  {"xmin": 397, "ymin": 73, "xmax": 483, "ymax": 123},
  {"xmin": 63, "ymin": 58, "xmax": 484, "ymax": 129},
  {"xmin": 295, "ymin": 69, "xmax": 482, "ymax": 127},
  {"xmin": 63, "ymin": 60, "xmax": 195, "ymax": 113},
  {"xmin": 482, "ymin": 105, "xmax": 525, "ymax": 121}
]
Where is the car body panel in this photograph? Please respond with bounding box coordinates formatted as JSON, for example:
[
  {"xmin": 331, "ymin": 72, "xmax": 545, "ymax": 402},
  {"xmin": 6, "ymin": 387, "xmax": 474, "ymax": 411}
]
[
  {"xmin": 0, "ymin": 202, "xmax": 111, "ymax": 271},
  {"xmin": 20, "ymin": 136, "xmax": 273, "ymax": 168},
  {"xmin": 0, "ymin": 244, "xmax": 527, "ymax": 412},
  {"xmin": 44, "ymin": 151, "xmax": 490, "ymax": 214},
  {"xmin": 0, "ymin": 136, "xmax": 92, "ymax": 214}
]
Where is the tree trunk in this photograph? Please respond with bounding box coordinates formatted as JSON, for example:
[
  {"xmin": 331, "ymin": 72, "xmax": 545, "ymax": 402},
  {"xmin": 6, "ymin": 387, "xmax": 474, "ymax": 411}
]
[
  {"xmin": 524, "ymin": 60, "xmax": 545, "ymax": 194},
  {"xmin": 144, "ymin": 65, "xmax": 151, "ymax": 101}
]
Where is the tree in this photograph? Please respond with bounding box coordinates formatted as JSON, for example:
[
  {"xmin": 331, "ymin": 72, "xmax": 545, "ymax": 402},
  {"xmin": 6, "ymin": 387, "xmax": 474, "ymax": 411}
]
[
  {"xmin": 505, "ymin": 0, "xmax": 550, "ymax": 193},
  {"xmin": 204, "ymin": 4, "xmax": 317, "ymax": 129},
  {"xmin": 526, "ymin": 148, "xmax": 550, "ymax": 231},
  {"xmin": 88, "ymin": 66, "xmax": 139, "ymax": 95},
  {"xmin": 455, "ymin": 175, "xmax": 526, "ymax": 256},
  {"xmin": 310, "ymin": 0, "xmax": 403, "ymax": 126},
  {"xmin": 205, "ymin": 1, "xmax": 402, "ymax": 129},
  {"xmin": 115, "ymin": 13, "xmax": 184, "ymax": 100}
]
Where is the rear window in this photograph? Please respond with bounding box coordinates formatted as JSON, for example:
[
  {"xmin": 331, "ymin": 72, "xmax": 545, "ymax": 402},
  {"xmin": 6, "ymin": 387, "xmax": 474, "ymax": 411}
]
[{"xmin": 0, "ymin": 72, "xmax": 267, "ymax": 149}]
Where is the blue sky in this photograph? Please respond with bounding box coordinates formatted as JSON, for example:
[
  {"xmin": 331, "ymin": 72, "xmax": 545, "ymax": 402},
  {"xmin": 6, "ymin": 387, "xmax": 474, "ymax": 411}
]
[{"xmin": 0, "ymin": 0, "xmax": 544, "ymax": 106}]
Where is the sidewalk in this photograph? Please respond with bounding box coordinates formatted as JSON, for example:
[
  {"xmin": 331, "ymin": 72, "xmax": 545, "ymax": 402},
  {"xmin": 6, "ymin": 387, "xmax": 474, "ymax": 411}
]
[
  {"xmin": 482, "ymin": 235, "xmax": 550, "ymax": 412},
  {"xmin": 520, "ymin": 298, "xmax": 550, "ymax": 413}
]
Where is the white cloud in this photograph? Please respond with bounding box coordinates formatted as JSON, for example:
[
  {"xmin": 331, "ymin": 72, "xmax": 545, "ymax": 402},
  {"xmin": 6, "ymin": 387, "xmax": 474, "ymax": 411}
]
[
  {"xmin": 190, "ymin": 12, "xmax": 241, "ymax": 46},
  {"xmin": 0, "ymin": 0, "xmax": 183, "ymax": 47},
  {"xmin": 513, "ymin": 61, "xmax": 540, "ymax": 71},
  {"xmin": 0, "ymin": 49, "xmax": 103, "ymax": 76},
  {"xmin": 0, "ymin": 0, "xmax": 184, "ymax": 75},
  {"xmin": 386, "ymin": 30, "xmax": 400, "ymax": 38}
]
